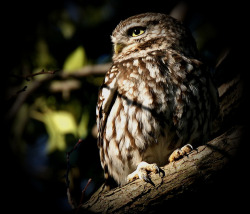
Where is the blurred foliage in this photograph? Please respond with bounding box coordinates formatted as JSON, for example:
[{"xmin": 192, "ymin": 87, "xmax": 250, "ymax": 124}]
[
  {"xmin": 63, "ymin": 46, "xmax": 87, "ymax": 73},
  {"xmin": 4, "ymin": 0, "xmax": 242, "ymax": 213}
]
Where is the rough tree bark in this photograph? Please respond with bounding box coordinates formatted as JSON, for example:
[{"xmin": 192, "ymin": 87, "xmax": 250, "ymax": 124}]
[{"xmin": 80, "ymin": 55, "xmax": 247, "ymax": 213}]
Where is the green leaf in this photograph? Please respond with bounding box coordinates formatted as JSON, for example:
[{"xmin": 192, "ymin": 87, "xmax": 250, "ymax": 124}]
[
  {"xmin": 35, "ymin": 39, "xmax": 56, "ymax": 68},
  {"xmin": 59, "ymin": 19, "xmax": 75, "ymax": 39},
  {"xmin": 77, "ymin": 109, "xmax": 89, "ymax": 139},
  {"xmin": 51, "ymin": 111, "xmax": 78, "ymax": 134},
  {"xmin": 63, "ymin": 46, "xmax": 87, "ymax": 73},
  {"xmin": 43, "ymin": 110, "xmax": 78, "ymax": 153}
]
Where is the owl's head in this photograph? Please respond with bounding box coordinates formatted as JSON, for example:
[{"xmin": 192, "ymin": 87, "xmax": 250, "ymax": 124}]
[{"xmin": 111, "ymin": 13, "xmax": 197, "ymax": 61}]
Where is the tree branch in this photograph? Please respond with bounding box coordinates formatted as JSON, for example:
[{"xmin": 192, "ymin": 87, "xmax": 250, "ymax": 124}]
[
  {"xmin": 81, "ymin": 126, "xmax": 244, "ymax": 213},
  {"xmin": 61, "ymin": 63, "xmax": 111, "ymax": 78}
]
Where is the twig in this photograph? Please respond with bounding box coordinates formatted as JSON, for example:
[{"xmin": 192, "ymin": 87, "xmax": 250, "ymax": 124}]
[
  {"xmin": 16, "ymin": 85, "xmax": 28, "ymax": 94},
  {"xmin": 11, "ymin": 69, "xmax": 60, "ymax": 81},
  {"xmin": 7, "ymin": 85, "xmax": 28, "ymax": 103},
  {"xmin": 65, "ymin": 139, "xmax": 93, "ymax": 211},
  {"xmin": 66, "ymin": 139, "xmax": 83, "ymax": 209},
  {"xmin": 76, "ymin": 179, "xmax": 92, "ymax": 213},
  {"xmin": 6, "ymin": 69, "xmax": 60, "ymax": 120}
]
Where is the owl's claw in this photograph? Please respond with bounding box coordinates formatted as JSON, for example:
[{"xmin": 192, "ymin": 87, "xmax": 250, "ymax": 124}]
[
  {"xmin": 141, "ymin": 174, "xmax": 155, "ymax": 186},
  {"xmin": 127, "ymin": 161, "xmax": 165, "ymax": 186},
  {"xmin": 158, "ymin": 167, "xmax": 165, "ymax": 178},
  {"xmin": 168, "ymin": 144, "xmax": 193, "ymax": 162}
]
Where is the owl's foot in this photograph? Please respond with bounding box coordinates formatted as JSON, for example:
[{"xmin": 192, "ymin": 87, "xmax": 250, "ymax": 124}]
[
  {"xmin": 127, "ymin": 161, "xmax": 165, "ymax": 186},
  {"xmin": 168, "ymin": 144, "xmax": 193, "ymax": 162}
]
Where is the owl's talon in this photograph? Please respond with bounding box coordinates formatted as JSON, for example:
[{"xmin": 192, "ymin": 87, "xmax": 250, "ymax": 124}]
[
  {"xmin": 158, "ymin": 167, "xmax": 165, "ymax": 178},
  {"xmin": 127, "ymin": 161, "xmax": 164, "ymax": 186},
  {"xmin": 142, "ymin": 175, "xmax": 155, "ymax": 187},
  {"xmin": 169, "ymin": 144, "xmax": 193, "ymax": 162}
]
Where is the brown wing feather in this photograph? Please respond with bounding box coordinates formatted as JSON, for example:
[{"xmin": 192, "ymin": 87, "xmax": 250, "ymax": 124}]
[{"xmin": 96, "ymin": 65, "xmax": 120, "ymax": 148}]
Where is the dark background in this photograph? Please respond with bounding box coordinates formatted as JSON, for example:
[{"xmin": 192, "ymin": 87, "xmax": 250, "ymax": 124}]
[{"xmin": 3, "ymin": 0, "xmax": 248, "ymax": 213}]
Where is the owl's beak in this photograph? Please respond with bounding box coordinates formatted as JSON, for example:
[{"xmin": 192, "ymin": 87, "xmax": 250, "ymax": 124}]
[{"xmin": 114, "ymin": 43, "xmax": 125, "ymax": 54}]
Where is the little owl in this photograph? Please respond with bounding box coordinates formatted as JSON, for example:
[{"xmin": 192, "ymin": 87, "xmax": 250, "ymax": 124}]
[{"xmin": 96, "ymin": 13, "xmax": 218, "ymax": 188}]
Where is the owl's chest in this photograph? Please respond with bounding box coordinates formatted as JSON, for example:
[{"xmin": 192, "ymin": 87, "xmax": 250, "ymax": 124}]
[
  {"xmin": 117, "ymin": 60, "xmax": 171, "ymax": 114},
  {"xmin": 111, "ymin": 64, "xmax": 173, "ymax": 149}
]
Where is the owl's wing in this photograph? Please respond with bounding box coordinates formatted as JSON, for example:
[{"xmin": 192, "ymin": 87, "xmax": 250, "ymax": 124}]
[{"xmin": 96, "ymin": 65, "xmax": 120, "ymax": 148}]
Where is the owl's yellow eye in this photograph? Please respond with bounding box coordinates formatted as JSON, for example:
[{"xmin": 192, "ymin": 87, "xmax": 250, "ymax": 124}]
[{"xmin": 128, "ymin": 27, "xmax": 146, "ymax": 37}]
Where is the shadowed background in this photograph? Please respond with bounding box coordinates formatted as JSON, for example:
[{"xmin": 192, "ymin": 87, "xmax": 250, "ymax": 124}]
[{"xmin": 3, "ymin": 0, "xmax": 247, "ymax": 213}]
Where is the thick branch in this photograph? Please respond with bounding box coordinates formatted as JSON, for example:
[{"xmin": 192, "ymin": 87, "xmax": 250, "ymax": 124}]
[{"xmin": 82, "ymin": 126, "xmax": 243, "ymax": 213}]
